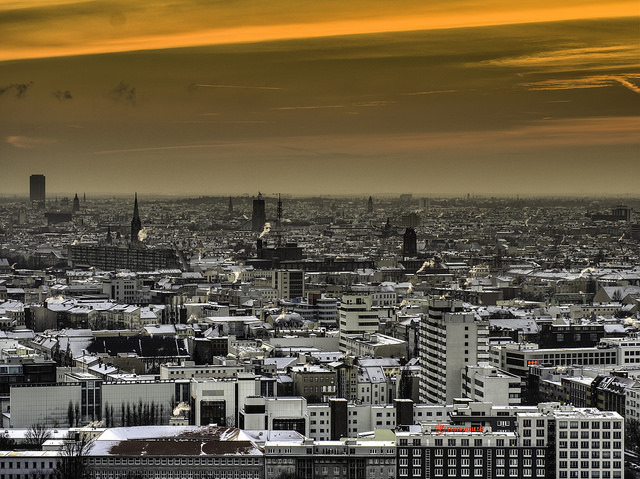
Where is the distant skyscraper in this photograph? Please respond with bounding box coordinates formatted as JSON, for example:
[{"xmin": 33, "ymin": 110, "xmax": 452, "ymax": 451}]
[
  {"xmin": 131, "ymin": 193, "xmax": 142, "ymax": 242},
  {"xmin": 402, "ymin": 228, "xmax": 417, "ymax": 257},
  {"xmin": 73, "ymin": 193, "xmax": 80, "ymax": 212},
  {"xmin": 228, "ymin": 196, "xmax": 233, "ymax": 215},
  {"xmin": 367, "ymin": 196, "xmax": 373, "ymax": 213},
  {"xmin": 29, "ymin": 174, "xmax": 45, "ymax": 207},
  {"xmin": 252, "ymin": 193, "xmax": 266, "ymax": 232}
]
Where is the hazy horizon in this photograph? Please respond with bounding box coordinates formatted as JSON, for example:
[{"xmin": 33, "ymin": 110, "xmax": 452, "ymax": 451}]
[{"xmin": 1, "ymin": 2, "xmax": 638, "ymax": 198}]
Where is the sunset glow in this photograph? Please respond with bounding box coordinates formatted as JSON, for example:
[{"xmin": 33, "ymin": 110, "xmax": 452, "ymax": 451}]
[{"xmin": 1, "ymin": 1, "xmax": 638, "ymax": 196}]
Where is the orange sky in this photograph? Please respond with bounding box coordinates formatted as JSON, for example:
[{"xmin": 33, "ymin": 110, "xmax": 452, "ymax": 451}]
[
  {"xmin": 0, "ymin": 1, "xmax": 639, "ymax": 197},
  {"xmin": 0, "ymin": 0, "xmax": 637, "ymax": 61}
]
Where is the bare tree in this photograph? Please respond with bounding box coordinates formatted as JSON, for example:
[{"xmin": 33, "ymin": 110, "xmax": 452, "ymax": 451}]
[
  {"xmin": 0, "ymin": 429, "xmax": 15, "ymax": 449},
  {"xmin": 29, "ymin": 471, "xmax": 50, "ymax": 479},
  {"xmin": 67, "ymin": 401, "xmax": 74, "ymax": 428},
  {"xmin": 56, "ymin": 431, "xmax": 94, "ymax": 479},
  {"xmin": 626, "ymin": 419, "xmax": 640, "ymax": 455},
  {"xmin": 25, "ymin": 423, "xmax": 53, "ymax": 449}
]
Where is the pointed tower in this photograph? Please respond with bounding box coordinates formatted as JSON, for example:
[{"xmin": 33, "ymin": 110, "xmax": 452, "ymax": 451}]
[
  {"xmin": 73, "ymin": 193, "xmax": 80, "ymax": 212},
  {"xmin": 367, "ymin": 196, "xmax": 373, "ymax": 213},
  {"xmin": 131, "ymin": 193, "xmax": 142, "ymax": 243}
]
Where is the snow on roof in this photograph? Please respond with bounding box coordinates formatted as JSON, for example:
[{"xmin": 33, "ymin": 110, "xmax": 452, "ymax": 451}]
[
  {"xmin": 143, "ymin": 324, "xmax": 176, "ymax": 335},
  {"xmin": 91, "ymin": 426, "xmax": 261, "ymax": 457}
]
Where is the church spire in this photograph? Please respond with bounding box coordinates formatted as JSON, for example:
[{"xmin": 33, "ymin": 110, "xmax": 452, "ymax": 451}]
[{"xmin": 131, "ymin": 193, "xmax": 142, "ymax": 243}]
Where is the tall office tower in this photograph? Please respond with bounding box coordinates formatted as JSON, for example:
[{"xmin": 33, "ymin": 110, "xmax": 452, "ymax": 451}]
[
  {"xmin": 131, "ymin": 193, "xmax": 142, "ymax": 242},
  {"xmin": 367, "ymin": 196, "xmax": 373, "ymax": 213},
  {"xmin": 402, "ymin": 227, "xmax": 417, "ymax": 257},
  {"xmin": 251, "ymin": 193, "xmax": 266, "ymax": 232},
  {"xmin": 29, "ymin": 174, "xmax": 45, "ymax": 207},
  {"xmin": 72, "ymin": 193, "xmax": 80, "ymax": 212},
  {"xmin": 419, "ymin": 297, "xmax": 489, "ymax": 404},
  {"xmin": 228, "ymin": 196, "xmax": 233, "ymax": 215}
]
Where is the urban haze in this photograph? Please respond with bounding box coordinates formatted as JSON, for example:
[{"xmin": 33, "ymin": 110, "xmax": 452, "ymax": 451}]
[{"xmin": 1, "ymin": 1, "xmax": 640, "ymax": 479}]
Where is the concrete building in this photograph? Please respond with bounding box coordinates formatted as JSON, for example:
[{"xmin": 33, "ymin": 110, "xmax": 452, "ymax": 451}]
[
  {"xmin": 264, "ymin": 435, "xmax": 396, "ymax": 479},
  {"xmin": 102, "ymin": 275, "xmax": 143, "ymax": 304},
  {"xmin": 395, "ymin": 402, "xmax": 623, "ymax": 479},
  {"xmin": 0, "ymin": 450, "xmax": 59, "ymax": 478},
  {"xmin": 462, "ymin": 363, "xmax": 522, "ymax": 406},
  {"xmin": 338, "ymin": 295, "xmax": 380, "ymax": 352},
  {"xmin": 7, "ymin": 376, "xmax": 188, "ymax": 428},
  {"xmin": 290, "ymin": 364, "xmax": 337, "ymax": 403},
  {"xmin": 272, "ymin": 269, "xmax": 304, "ymax": 300},
  {"xmin": 340, "ymin": 332, "xmax": 407, "ymax": 359},
  {"xmin": 190, "ymin": 373, "xmax": 276, "ymax": 427},
  {"xmin": 419, "ymin": 298, "xmax": 490, "ymax": 404},
  {"xmin": 87, "ymin": 426, "xmax": 264, "ymax": 479}
]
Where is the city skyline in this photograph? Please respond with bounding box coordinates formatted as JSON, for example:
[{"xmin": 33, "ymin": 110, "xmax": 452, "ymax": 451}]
[{"xmin": 1, "ymin": 1, "xmax": 638, "ymax": 197}]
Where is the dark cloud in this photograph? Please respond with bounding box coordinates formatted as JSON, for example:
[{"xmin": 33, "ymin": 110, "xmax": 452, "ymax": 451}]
[
  {"xmin": 0, "ymin": 82, "xmax": 33, "ymax": 98},
  {"xmin": 110, "ymin": 81, "xmax": 136, "ymax": 105},
  {"xmin": 53, "ymin": 90, "xmax": 73, "ymax": 101}
]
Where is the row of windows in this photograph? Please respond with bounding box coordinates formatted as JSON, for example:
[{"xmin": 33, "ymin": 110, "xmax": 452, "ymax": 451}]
[
  {"xmin": 89, "ymin": 457, "xmax": 261, "ymax": 466},
  {"xmin": 558, "ymin": 460, "xmax": 622, "ymax": 469},
  {"xmin": 0, "ymin": 461, "xmax": 55, "ymax": 470},
  {"xmin": 559, "ymin": 450, "xmax": 620, "ymax": 459},
  {"xmin": 558, "ymin": 472, "xmax": 622, "ymax": 478},
  {"xmin": 399, "ymin": 447, "xmax": 545, "ymax": 458},
  {"xmin": 91, "ymin": 472, "xmax": 260, "ymax": 479},
  {"xmin": 559, "ymin": 431, "xmax": 620, "ymax": 439},
  {"xmin": 558, "ymin": 420, "xmax": 622, "ymax": 429},
  {"xmin": 558, "ymin": 441, "xmax": 622, "ymax": 449}
]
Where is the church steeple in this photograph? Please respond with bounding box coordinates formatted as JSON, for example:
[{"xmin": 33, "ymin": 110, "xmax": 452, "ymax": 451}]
[{"xmin": 131, "ymin": 193, "xmax": 142, "ymax": 242}]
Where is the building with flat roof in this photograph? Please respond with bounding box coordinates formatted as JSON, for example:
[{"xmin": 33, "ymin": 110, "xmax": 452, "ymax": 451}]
[
  {"xmin": 87, "ymin": 426, "xmax": 264, "ymax": 479},
  {"xmin": 29, "ymin": 174, "xmax": 45, "ymax": 207}
]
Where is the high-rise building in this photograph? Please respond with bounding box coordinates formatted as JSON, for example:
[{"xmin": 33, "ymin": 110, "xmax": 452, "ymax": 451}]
[
  {"xmin": 419, "ymin": 297, "xmax": 490, "ymax": 404},
  {"xmin": 338, "ymin": 295, "xmax": 380, "ymax": 352},
  {"xmin": 131, "ymin": 193, "xmax": 142, "ymax": 242},
  {"xmin": 402, "ymin": 227, "xmax": 417, "ymax": 257},
  {"xmin": 367, "ymin": 196, "xmax": 373, "ymax": 213},
  {"xmin": 72, "ymin": 193, "xmax": 80, "ymax": 212},
  {"xmin": 29, "ymin": 174, "xmax": 45, "ymax": 207},
  {"xmin": 252, "ymin": 193, "xmax": 266, "ymax": 232}
]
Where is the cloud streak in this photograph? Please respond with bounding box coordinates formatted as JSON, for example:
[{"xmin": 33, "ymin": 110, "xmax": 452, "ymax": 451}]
[
  {"xmin": 0, "ymin": 1, "xmax": 636, "ymax": 61},
  {"xmin": 485, "ymin": 45, "xmax": 639, "ymax": 72},
  {"xmin": 194, "ymin": 83, "xmax": 281, "ymax": 90},
  {"xmin": 522, "ymin": 74, "xmax": 640, "ymax": 94},
  {"xmin": 6, "ymin": 135, "xmax": 56, "ymax": 148},
  {"xmin": 272, "ymin": 105, "xmax": 344, "ymax": 110}
]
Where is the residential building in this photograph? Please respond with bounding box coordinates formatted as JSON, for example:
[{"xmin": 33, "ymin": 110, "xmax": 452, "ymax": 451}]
[{"xmin": 419, "ymin": 298, "xmax": 490, "ymax": 404}]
